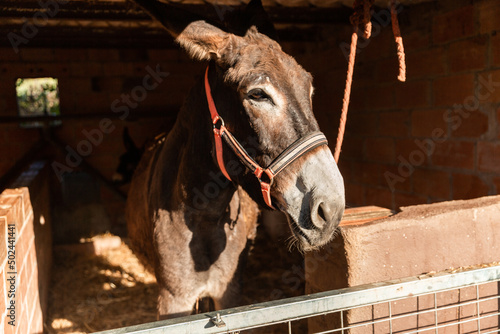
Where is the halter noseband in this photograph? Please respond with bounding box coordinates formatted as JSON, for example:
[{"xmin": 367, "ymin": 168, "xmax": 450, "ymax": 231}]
[{"xmin": 204, "ymin": 66, "xmax": 328, "ymax": 209}]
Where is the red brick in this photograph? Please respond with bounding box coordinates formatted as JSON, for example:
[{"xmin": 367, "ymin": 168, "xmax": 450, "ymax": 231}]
[
  {"xmin": 364, "ymin": 137, "xmax": 395, "ymax": 163},
  {"xmin": 406, "ymin": 48, "xmax": 446, "ymax": 79},
  {"xmin": 90, "ymin": 77, "xmax": 123, "ymax": 93},
  {"xmin": 477, "ymin": 141, "xmax": 500, "ymax": 173},
  {"xmin": 30, "ymin": 296, "xmax": 43, "ymax": 334},
  {"xmin": 375, "ymin": 56, "xmax": 399, "ymax": 83},
  {"xmin": 131, "ymin": 61, "xmax": 155, "ymax": 76},
  {"xmin": 54, "ymin": 48, "xmax": 88, "ymax": 62},
  {"xmin": 1, "ymin": 125, "xmax": 39, "ymax": 145},
  {"xmin": 413, "ymin": 168, "xmax": 451, "ymax": 200},
  {"xmin": 72, "ymin": 92, "xmax": 111, "ymax": 112},
  {"xmin": 345, "ymin": 182, "xmax": 364, "ymax": 207},
  {"xmin": 340, "ymin": 136, "xmax": 363, "ymax": 160},
  {"xmin": 87, "ymin": 48, "xmax": 120, "ymax": 62},
  {"xmin": 494, "ymin": 176, "xmax": 500, "ymax": 194},
  {"xmin": 411, "ymin": 109, "xmax": 447, "ymax": 137},
  {"xmin": 4, "ymin": 319, "xmax": 15, "ymax": 334},
  {"xmin": 402, "ymin": 29, "xmax": 431, "ymax": 52},
  {"xmin": 497, "ymin": 108, "xmax": 500, "ymax": 139},
  {"xmin": 147, "ymin": 49, "xmax": 183, "ymax": 62},
  {"xmin": 346, "ymin": 112, "xmax": 378, "ymax": 136},
  {"xmin": 0, "ymin": 218, "xmax": 6, "ymax": 265},
  {"xmin": 395, "ymin": 80, "xmax": 430, "ymax": 109},
  {"xmin": 70, "ymin": 62, "xmax": 103, "ymax": 77},
  {"xmin": 338, "ymin": 159, "xmax": 352, "ymax": 183},
  {"xmin": 15, "ymin": 305, "xmax": 28, "ymax": 334},
  {"xmin": 102, "ymin": 62, "xmax": 134, "ymax": 77},
  {"xmin": 492, "ymin": 34, "xmax": 500, "ymax": 67},
  {"xmin": 451, "ymin": 110, "xmax": 489, "ymax": 138},
  {"xmin": 383, "ymin": 164, "xmax": 412, "ymax": 192},
  {"xmin": 433, "ymin": 74, "xmax": 474, "ymax": 107},
  {"xmin": 452, "ymin": 173, "xmax": 490, "ymax": 200},
  {"xmin": 395, "ymin": 138, "xmax": 434, "ymax": 169},
  {"xmin": 0, "ymin": 271, "xmax": 5, "ymax": 319},
  {"xmin": 448, "ymin": 36, "xmax": 488, "ymax": 73},
  {"xmin": 0, "ymin": 196, "xmax": 23, "ymax": 233},
  {"xmin": 479, "ymin": 69, "xmax": 500, "ymax": 103},
  {"xmin": 19, "ymin": 48, "xmax": 54, "ymax": 62},
  {"xmin": 360, "ymin": 28, "xmax": 395, "ymax": 61},
  {"xmin": 34, "ymin": 63, "xmax": 70, "ymax": 78},
  {"xmin": 16, "ymin": 238, "xmax": 26, "ymax": 277},
  {"xmin": 361, "ymin": 85, "xmax": 394, "ymax": 110},
  {"xmin": 432, "ymin": 6, "xmax": 474, "ymax": 44},
  {"xmin": 119, "ymin": 49, "xmax": 149, "ymax": 62},
  {"xmin": 431, "ymin": 141, "xmax": 475, "ymax": 169},
  {"xmin": 365, "ymin": 186, "xmax": 393, "ymax": 208},
  {"xmin": 478, "ymin": 0, "xmax": 500, "ymax": 34},
  {"xmin": 0, "ymin": 48, "xmax": 22, "ymax": 61},
  {"xmin": 18, "ymin": 264, "xmax": 28, "ymax": 306},
  {"xmin": 139, "ymin": 92, "xmax": 179, "ymax": 108},
  {"xmin": 26, "ymin": 275, "xmax": 38, "ymax": 310},
  {"xmin": 379, "ymin": 111, "xmax": 410, "ymax": 137},
  {"xmin": 60, "ymin": 77, "xmax": 92, "ymax": 92},
  {"xmin": 352, "ymin": 61, "xmax": 376, "ymax": 90},
  {"xmin": 394, "ymin": 192, "xmax": 427, "ymax": 208},
  {"xmin": 0, "ymin": 63, "xmax": 37, "ymax": 80},
  {"xmin": 349, "ymin": 161, "xmax": 382, "ymax": 186}
]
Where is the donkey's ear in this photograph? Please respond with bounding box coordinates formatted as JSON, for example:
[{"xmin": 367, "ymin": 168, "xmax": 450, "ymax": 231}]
[{"xmin": 176, "ymin": 20, "xmax": 233, "ymax": 61}]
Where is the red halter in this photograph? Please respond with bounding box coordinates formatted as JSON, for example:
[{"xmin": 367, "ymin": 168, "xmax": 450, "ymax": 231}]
[{"xmin": 204, "ymin": 66, "xmax": 328, "ymax": 209}]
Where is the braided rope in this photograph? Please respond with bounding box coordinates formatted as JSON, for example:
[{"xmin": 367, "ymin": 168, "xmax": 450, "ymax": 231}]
[
  {"xmin": 334, "ymin": 0, "xmax": 406, "ymax": 163},
  {"xmin": 334, "ymin": 28, "xmax": 358, "ymax": 163},
  {"xmin": 391, "ymin": 0, "xmax": 406, "ymax": 82}
]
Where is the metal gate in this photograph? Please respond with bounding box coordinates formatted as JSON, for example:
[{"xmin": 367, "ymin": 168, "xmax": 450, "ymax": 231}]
[{"xmin": 95, "ymin": 265, "xmax": 500, "ymax": 334}]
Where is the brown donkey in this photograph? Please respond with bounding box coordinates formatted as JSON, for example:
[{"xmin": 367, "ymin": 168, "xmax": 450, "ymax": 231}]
[{"xmin": 127, "ymin": 0, "xmax": 345, "ymax": 319}]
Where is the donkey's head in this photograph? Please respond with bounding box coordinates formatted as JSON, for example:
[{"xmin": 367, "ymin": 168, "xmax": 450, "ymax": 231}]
[{"xmin": 176, "ymin": 21, "xmax": 345, "ymax": 251}]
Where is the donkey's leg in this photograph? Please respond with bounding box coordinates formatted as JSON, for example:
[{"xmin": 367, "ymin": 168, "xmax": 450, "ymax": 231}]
[
  {"xmin": 212, "ymin": 239, "xmax": 253, "ymax": 310},
  {"xmin": 157, "ymin": 287, "xmax": 198, "ymax": 320},
  {"xmin": 212, "ymin": 277, "xmax": 242, "ymax": 311}
]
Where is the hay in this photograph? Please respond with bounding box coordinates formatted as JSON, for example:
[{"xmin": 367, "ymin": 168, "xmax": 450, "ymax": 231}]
[
  {"xmin": 46, "ymin": 239, "xmax": 158, "ymax": 333},
  {"xmin": 46, "ymin": 226, "xmax": 306, "ymax": 333}
]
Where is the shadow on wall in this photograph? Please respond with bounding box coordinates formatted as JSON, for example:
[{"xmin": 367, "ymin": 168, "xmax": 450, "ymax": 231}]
[{"xmin": 50, "ymin": 171, "xmax": 123, "ymax": 244}]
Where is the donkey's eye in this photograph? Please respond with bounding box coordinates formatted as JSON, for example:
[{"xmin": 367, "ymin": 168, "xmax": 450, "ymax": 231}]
[{"xmin": 248, "ymin": 89, "xmax": 272, "ymax": 103}]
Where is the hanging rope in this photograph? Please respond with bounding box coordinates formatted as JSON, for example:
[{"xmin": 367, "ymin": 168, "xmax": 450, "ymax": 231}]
[
  {"xmin": 333, "ymin": 27, "xmax": 358, "ymax": 163},
  {"xmin": 333, "ymin": 0, "xmax": 407, "ymax": 163},
  {"xmin": 391, "ymin": 0, "xmax": 406, "ymax": 82},
  {"xmin": 333, "ymin": 0, "xmax": 373, "ymax": 163}
]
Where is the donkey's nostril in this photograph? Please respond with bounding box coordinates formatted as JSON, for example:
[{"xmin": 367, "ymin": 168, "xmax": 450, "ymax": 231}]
[
  {"xmin": 317, "ymin": 204, "xmax": 327, "ymax": 223},
  {"xmin": 310, "ymin": 200, "xmax": 331, "ymax": 230}
]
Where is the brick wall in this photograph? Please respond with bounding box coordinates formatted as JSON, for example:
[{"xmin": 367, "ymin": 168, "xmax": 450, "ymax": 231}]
[
  {"xmin": 289, "ymin": 0, "xmax": 500, "ymax": 210},
  {"xmin": 1, "ymin": 0, "xmax": 499, "ymax": 215},
  {"xmin": 0, "ymin": 46, "xmax": 203, "ymax": 181},
  {"xmin": 0, "ymin": 162, "xmax": 51, "ymax": 334},
  {"xmin": 0, "ymin": 46, "xmax": 203, "ymax": 235}
]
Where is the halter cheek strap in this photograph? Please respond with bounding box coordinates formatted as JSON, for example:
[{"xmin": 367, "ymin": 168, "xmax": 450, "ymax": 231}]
[{"xmin": 204, "ymin": 66, "xmax": 328, "ymax": 209}]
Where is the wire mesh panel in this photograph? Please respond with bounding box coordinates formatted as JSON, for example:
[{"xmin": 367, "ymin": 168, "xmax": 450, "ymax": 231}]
[
  {"xmin": 310, "ymin": 281, "xmax": 500, "ymax": 333},
  {"xmin": 95, "ymin": 265, "xmax": 500, "ymax": 334}
]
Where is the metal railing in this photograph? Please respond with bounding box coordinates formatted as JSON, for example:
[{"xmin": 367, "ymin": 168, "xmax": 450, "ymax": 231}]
[{"xmin": 95, "ymin": 265, "xmax": 500, "ymax": 334}]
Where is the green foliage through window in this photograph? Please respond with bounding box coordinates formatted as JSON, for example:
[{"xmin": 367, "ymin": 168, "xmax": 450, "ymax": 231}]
[{"xmin": 16, "ymin": 77, "xmax": 61, "ymax": 128}]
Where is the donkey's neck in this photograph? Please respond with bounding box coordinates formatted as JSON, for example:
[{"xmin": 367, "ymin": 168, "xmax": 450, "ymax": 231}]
[{"xmin": 172, "ymin": 74, "xmax": 238, "ymax": 218}]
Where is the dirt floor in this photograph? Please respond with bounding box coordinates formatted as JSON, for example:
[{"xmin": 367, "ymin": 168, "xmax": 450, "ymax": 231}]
[{"xmin": 45, "ymin": 225, "xmax": 307, "ymax": 333}]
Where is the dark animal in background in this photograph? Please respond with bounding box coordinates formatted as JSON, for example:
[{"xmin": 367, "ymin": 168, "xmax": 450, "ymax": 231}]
[
  {"xmin": 127, "ymin": 0, "xmax": 345, "ymax": 319},
  {"xmin": 112, "ymin": 128, "xmax": 144, "ymax": 185}
]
